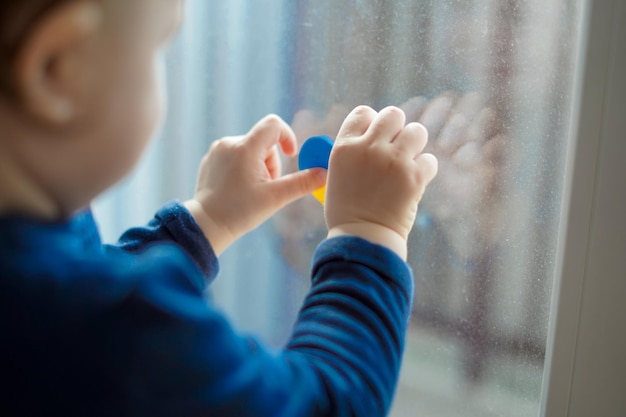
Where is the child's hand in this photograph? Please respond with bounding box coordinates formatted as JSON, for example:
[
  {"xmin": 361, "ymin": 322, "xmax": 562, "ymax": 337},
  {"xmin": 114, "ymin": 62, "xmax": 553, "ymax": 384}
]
[
  {"xmin": 185, "ymin": 115, "xmax": 327, "ymax": 255},
  {"xmin": 325, "ymin": 106, "xmax": 438, "ymax": 259}
]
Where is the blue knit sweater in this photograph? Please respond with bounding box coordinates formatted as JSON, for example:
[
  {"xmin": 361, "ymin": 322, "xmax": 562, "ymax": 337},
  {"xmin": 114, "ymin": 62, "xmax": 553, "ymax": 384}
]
[{"xmin": 0, "ymin": 201, "xmax": 413, "ymax": 417}]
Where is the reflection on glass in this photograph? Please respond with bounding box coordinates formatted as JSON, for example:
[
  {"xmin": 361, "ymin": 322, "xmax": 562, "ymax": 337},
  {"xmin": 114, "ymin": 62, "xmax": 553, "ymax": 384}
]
[
  {"xmin": 160, "ymin": 1, "xmax": 585, "ymax": 416},
  {"xmin": 268, "ymin": 3, "xmax": 583, "ymax": 416}
]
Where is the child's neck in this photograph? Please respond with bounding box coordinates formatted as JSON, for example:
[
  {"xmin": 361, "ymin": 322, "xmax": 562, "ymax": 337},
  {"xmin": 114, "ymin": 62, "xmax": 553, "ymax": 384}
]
[{"xmin": 0, "ymin": 148, "xmax": 60, "ymax": 221}]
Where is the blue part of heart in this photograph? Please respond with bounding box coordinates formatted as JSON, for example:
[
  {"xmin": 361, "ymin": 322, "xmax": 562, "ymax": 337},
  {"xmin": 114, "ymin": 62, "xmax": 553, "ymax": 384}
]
[{"xmin": 298, "ymin": 135, "xmax": 334, "ymax": 171}]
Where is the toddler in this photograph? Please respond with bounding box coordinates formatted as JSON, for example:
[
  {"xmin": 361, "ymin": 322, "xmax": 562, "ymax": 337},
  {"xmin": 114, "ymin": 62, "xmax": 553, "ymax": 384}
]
[{"xmin": 0, "ymin": 1, "xmax": 438, "ymax": 416}]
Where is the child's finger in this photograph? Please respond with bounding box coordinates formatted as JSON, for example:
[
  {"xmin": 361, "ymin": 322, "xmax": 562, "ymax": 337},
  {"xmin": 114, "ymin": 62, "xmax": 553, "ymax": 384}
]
[
  {"xmin": 336, "ymin": 105, "xmax": 377, "ymax": 142},
  {"xmin": 414, "ymin": 153, "xmax": 439, "ymax": 193},
  {"xmin": 364, "ymin": 106, "xmax": 406, "ymax": 144},
  {"xmin": 266, "ymin": 168, "xmax": 328, "ymax": 207},
  {"xmin": 265, "ymin": 145, "xmax": 283, "ymax": 180},
  {"xmin": 391, "ymin": 122, "xmax": 429, "ymax": 156},
  {"xmin": 248, "ymin": 114, "xmax": 298, "ymax": 157}
]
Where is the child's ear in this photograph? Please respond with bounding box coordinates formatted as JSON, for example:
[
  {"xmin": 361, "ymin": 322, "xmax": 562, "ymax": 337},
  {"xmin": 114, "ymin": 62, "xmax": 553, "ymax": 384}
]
[{"xmin": 11, "ymin": 1, "xmax": 102, "ymax": 125}]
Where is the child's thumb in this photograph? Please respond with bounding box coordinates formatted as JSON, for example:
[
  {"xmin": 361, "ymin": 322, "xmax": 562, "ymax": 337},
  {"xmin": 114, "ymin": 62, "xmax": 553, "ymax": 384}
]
[{"xmin": 268, "ymin": 168, "xmax": 328, "ymax": 206}]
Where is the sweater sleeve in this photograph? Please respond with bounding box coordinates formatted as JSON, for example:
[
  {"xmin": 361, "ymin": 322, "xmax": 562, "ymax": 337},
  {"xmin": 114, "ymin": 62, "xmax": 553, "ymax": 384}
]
[
  {"xmin": 114, "ymin": 235, "xmax": 413, "ymax": 417},
  {"xmin": 106, "ymin": 201, "xmax": 218, "ymax": 282},
  {"xmin": 287, "ymin": 236, "xmax": 414, "ymax": 415}
]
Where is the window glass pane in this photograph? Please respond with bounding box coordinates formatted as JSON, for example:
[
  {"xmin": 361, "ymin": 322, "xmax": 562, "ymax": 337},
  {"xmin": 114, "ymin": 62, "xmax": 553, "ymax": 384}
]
[{"xmin": 96, "ymin": 1, "xmax": 585, "ymax": 415}]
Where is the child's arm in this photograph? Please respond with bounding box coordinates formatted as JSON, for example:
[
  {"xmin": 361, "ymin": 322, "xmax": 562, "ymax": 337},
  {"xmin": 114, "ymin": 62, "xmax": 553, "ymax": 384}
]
[
  {"xmin": 106, "ymin": 202, "xmax": 219, "ymax": 282},
  {"xmin": 81, "ymin": 105, "xmax": 437, "ymax": 416},
  {"xmin": 111, "ymin": 106, "xmax": 436, "ymax": 416},
  {"xmin": 183, "ymin": 114, "xmax": 327, "ymax": 256},
  {"xmin": 104, "ymin": 114, "xmax": 325, "ymax": 284}
]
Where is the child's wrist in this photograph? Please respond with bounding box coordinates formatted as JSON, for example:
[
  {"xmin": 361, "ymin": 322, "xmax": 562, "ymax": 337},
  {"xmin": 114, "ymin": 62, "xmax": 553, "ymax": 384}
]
[
  {"xmin": 327, "ymin": 222, "xmax": 408, "ymax": 260},
  {"xmin": 183, "ymin": 199, "xmax": 234, "ymax": 256}
]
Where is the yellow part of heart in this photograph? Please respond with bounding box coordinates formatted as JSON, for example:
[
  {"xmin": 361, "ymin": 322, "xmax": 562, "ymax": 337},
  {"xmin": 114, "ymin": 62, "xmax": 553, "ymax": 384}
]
[{"xmin": 312, "ymin": 186, "xmax": 326, "ymax": 205}]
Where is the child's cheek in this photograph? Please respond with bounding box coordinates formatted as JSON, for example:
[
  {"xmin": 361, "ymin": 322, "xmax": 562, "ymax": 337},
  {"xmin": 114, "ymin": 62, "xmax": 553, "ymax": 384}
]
[
  {"xmin": 152, "ymin": 52, "xmax": 168, "ymax": 132},
  {"xmin": 112, "ymin": 53, "xmax": 166, "ymax": 177},
  {"xmin": 131, "ymin": 53, "xmax": 167, "ymax": 148}
]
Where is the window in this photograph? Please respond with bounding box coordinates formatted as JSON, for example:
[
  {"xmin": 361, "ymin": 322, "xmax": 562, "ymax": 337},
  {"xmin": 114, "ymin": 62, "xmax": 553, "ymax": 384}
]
[{"xmin": 94, "ymin": 1, "xmax": 626, "ymax": 415}]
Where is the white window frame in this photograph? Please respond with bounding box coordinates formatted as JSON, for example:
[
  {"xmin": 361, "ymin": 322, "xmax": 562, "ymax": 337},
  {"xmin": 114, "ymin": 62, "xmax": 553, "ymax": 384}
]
[{"xmin": 541, "ymin": 0, "xmax": 626, "ymax": 416}]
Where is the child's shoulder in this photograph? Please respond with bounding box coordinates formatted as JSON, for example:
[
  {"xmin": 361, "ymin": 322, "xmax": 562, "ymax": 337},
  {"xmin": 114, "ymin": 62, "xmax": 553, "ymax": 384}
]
[{"xmin": 0, "ymin": 211, "xmax": 205, "ymax": 312}]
